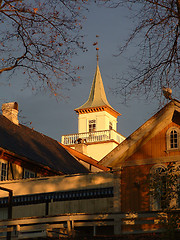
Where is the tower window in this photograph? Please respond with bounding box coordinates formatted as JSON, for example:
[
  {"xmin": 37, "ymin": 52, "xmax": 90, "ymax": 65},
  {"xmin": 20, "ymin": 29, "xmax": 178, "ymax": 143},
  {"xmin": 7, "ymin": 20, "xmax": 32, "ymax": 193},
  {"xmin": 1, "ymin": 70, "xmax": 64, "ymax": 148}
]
[
  {"xmin": 89, "ymin": 120, "xmax": 96, "ymax": 132},
  {"xmin": 109, "ymin": 122, "xmax": 113, "ymax": 130},
  {"xmin": 166, "ymin": 127, "xmax": 180, "ymax": 151}
]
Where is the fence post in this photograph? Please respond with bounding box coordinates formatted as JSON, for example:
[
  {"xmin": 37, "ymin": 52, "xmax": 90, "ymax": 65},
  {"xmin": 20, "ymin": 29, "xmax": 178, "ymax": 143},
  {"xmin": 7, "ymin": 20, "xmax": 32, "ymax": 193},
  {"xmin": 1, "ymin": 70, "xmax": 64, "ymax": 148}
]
[
  {"xmin": 114, "ymin": 215, "xmax": 122, "ymax": 235},
  {"xmin": 67, "ymin": 220, "xmax": 72, "ymax": 236}
]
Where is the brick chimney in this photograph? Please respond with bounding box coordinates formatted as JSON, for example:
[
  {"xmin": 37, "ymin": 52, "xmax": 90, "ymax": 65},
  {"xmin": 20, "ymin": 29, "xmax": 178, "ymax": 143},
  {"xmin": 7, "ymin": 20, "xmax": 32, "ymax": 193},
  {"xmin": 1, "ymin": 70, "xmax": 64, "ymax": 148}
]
[{"xmin": 2, "ymin": 102, "xmax": 19, "ymax": 125}]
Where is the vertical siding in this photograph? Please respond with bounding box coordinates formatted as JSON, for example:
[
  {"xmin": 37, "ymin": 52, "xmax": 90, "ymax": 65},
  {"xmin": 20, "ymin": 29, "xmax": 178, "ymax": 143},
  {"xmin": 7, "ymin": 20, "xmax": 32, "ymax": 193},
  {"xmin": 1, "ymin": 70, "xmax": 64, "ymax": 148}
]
[
  {"xmin": 127, "ymin": 122, "xmax": 180, "ymax": 161},
  {"xmin": 121, "ymin": 165, "xmax": 152, "ymax": 212},
  {"xmin": 121, "ymin": 122, "xmax": 180, "ymax": 212}
]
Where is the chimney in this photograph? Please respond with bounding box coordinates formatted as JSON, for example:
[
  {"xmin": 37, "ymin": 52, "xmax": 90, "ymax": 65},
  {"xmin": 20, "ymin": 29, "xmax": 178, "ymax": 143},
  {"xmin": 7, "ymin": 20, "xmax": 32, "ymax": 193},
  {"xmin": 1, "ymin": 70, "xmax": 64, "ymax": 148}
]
[
  {"xmin": 74, "ymin": 138, "xmax": 87, "ymax": 155},
  {"xmin": 2, "ymin": 102, "xmax": 19, "ymax": 125}
]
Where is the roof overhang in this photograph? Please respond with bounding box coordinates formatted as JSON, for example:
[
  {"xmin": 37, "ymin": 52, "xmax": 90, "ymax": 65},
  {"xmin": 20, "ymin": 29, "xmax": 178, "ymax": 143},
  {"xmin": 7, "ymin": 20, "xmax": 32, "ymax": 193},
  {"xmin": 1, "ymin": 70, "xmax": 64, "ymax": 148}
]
[
  {"xmin": 99, "ymin": 99, "xmax": 180, "ymax": 168},
  {"xmin": 74, "ymin": 105, "xmax": 121, "ymax": 118}
]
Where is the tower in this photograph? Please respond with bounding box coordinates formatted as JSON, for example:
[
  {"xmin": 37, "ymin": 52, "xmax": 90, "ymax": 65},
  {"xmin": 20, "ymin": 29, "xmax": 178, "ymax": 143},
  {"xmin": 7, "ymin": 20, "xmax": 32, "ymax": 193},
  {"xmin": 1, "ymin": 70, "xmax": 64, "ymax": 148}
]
[{"xmin": 61, "ymin": 57, "xmax": 125, "ymax": 161}]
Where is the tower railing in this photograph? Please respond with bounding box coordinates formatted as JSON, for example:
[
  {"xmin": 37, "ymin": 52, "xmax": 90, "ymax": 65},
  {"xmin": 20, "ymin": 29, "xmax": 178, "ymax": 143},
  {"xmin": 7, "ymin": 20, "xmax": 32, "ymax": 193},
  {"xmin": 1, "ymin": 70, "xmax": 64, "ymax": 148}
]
[{"xmin": 61, "ymin": 130, "xmax": 125, "ymax": 145}]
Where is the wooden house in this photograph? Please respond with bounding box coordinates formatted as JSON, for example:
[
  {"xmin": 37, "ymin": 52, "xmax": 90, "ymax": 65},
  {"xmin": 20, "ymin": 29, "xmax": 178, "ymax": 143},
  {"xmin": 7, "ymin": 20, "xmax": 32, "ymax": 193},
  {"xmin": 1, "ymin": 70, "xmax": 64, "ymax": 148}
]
[{"xmin": 99, "ymin": 99, "xmax": 180, "ymax": 212}]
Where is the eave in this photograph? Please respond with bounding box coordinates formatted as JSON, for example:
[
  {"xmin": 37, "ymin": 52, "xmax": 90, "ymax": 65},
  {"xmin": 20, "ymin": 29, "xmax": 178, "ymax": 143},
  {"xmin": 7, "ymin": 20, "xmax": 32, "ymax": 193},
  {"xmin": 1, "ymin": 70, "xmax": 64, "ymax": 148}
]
[
  {"xmin": 75, "ymin": 105, "xmax": 120, "ymax": 118},
  {"xmin": 0, "ymin": 147, "xmax": 63, "ymax": 176},
  {"xmin": 99, "ymin": 99, "xmax": 180, "ymax": 168}
]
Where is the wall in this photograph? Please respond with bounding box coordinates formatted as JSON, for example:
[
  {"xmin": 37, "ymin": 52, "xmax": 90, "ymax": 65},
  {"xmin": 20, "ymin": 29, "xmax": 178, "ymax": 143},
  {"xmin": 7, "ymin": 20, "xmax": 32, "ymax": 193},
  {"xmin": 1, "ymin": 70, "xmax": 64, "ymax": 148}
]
[
  {"xmin": 86, "ymin": 141, "xmax": 119, "ymax": 161},
  {"xmin": 0, "ymin": 172, "xmax": 121, "ymax": 219},
  {"xmin": 121, "ymin": 122, "xmax": 180, "ymax": 212},
  {"xmin": 78, "ymin": 111, "xmax": 117, "ymax": 133}
]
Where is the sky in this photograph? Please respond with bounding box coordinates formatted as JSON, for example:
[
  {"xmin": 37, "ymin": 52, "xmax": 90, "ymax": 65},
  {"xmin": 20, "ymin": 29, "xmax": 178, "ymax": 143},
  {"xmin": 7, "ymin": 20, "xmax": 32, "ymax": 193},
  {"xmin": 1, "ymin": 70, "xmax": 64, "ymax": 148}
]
[{"xmin": 0, "ymin": 3, "xmax": 166, "ymax": 142}]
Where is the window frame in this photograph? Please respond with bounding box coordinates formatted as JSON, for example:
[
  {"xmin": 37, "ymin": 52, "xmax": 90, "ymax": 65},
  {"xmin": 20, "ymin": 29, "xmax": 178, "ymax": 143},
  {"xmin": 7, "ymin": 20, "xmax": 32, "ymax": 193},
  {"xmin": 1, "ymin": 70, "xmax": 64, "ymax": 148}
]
[
  {"xmin": 109, "ymin": 121, "xmax": 113, "ymax": 130},
  {"xmin": 166, "ymin": 127, "xmax": 180, "ymax": 151},
  {"xmin": 150, "ymin": 164, "xmax": 167, "ymax": 211},
  {"xmin": 24, "ymin": 169, "xmax": 35, "ymax": 179},
  {"xmin": 0, "ymin": 160, "xmax": 8, "ymax": 181},
  {"xmin": 89, "ymin": 119, "xmax": 96, "ymax": 132}
]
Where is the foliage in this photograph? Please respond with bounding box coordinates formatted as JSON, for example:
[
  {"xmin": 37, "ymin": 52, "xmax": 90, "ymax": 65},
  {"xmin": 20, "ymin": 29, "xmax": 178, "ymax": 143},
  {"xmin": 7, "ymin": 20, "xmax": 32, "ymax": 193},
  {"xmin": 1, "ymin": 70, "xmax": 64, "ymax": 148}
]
[
  {"xmin": 0, "ymin": 0, "xmax": 88, "ymax": 97},
  {"xmin": 99, "ymin": 0, "xmax": 180, "ymax": 102},
  {"xmin": 150, "ymin": 162, "xmax": 180, "ymax": 240}
]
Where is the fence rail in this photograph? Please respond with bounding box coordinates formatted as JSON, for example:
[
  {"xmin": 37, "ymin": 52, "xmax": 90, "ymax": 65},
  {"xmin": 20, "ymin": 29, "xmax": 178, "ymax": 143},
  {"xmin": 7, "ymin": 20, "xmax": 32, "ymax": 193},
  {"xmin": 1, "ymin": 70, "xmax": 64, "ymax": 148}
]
[
  {"xmin": 61, "ymin": 130, "xmax": 125, "ymax": 145},
  {"xmin": 0, "ymin": 211, "xmax": 179, "ymax": 239}
]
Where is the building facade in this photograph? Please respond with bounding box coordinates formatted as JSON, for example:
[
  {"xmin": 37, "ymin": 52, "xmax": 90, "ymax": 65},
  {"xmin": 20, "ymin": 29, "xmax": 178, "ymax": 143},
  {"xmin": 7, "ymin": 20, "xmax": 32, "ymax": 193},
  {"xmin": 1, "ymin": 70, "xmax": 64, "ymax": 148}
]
[{"xmin": 99, "ymin": 99, "xmax": 180, "ymax": 212}]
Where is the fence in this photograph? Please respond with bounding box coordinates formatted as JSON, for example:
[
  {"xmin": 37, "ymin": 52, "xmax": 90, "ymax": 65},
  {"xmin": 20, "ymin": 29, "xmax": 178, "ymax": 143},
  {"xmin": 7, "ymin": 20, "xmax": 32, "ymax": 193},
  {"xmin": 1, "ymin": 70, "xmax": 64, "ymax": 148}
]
[{"xmin": 0, "ymin": 211, "xmax": 179, "ymax": 239}]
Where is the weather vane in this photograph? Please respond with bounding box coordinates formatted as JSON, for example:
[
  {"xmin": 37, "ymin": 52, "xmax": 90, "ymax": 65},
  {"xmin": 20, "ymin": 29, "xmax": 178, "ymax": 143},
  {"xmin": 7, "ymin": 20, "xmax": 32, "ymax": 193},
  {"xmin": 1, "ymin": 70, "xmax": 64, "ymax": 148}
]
[{"xmin": 93, "ymin": 35, "xmax": 100, "ymax": 63}]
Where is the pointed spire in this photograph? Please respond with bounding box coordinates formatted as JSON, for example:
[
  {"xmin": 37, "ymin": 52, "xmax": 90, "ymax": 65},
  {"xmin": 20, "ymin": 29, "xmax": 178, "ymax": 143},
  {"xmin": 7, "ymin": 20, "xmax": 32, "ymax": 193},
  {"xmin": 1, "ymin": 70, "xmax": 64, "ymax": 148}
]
[
  {"xmin": 75, "ymin": 61, "xmax": 120, "ymax": 117},
  {"xmin": 80, "ymin": 62, "xmax": 111, "ymax": 109}
]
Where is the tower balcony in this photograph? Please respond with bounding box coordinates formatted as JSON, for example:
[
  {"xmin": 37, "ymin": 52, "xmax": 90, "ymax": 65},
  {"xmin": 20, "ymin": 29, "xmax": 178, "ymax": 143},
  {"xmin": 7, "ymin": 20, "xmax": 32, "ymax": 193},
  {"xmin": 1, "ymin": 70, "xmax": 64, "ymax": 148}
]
[{"xmin": 61, "ymin": 130, "xmax": 125, "ymax": 145}]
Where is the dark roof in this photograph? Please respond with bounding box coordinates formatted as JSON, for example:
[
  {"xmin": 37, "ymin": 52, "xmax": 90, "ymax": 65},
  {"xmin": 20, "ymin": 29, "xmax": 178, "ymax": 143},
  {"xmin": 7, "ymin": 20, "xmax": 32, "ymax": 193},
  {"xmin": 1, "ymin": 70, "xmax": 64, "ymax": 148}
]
[{"xmin": 0, "ymin": 115, "xmax": 89, "ymax": 174}]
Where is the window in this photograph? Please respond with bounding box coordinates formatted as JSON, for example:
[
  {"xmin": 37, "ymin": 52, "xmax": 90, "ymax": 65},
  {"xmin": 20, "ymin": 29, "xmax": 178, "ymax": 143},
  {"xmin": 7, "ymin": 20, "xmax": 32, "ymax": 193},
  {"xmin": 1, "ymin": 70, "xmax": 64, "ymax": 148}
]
[
  {"xmin": 109, "ymin": 121, "xmax": 113, "ymax": 130},
  {"xmin": 170, "ymin": 130, "xmax": 178, "ymax": 148},
  {"xmin": 0, "ymin": 161, "xmax": 8, "ymax": 181},
  {"xmin": 150, "ymin": 164, "xmax": 167, "ymax": 210},
  {"xmin": 166, "ymin": 127, "xmax": 180, "ymax": 151},
  {"xmin": 24, "ymin": 169, "xmax": 35, "ymax": 179},
  {"xmin": 89, "ymin": 120, "xmax": 96, "ymax": 132},
  {"xmin": 176, "ymin": 164, "xmax": 180, "ymax": 209}
]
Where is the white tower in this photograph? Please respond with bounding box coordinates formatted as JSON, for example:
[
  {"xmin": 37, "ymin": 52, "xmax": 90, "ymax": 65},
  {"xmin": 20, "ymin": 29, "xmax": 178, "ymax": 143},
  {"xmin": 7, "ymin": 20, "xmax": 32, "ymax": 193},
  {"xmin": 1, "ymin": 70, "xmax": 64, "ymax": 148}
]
[{"xmin": 61, "ymin": 58, "xmax": 125, "ymax": 161}]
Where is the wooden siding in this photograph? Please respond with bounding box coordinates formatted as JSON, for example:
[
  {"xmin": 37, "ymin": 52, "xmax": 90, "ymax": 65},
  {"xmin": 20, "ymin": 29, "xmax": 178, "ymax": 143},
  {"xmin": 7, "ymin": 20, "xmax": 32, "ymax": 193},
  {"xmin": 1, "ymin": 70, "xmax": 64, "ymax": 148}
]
[
  {"xmin": 126, "ymin": 122, "xmax": 180, "ymax": 162},
  {"xmin": 121, "ymin": 122, "xmax": 180, "ymax": 212},
  {"xmin": 121, "ymin": 165, "xmax": 151, "ymax": 212}
]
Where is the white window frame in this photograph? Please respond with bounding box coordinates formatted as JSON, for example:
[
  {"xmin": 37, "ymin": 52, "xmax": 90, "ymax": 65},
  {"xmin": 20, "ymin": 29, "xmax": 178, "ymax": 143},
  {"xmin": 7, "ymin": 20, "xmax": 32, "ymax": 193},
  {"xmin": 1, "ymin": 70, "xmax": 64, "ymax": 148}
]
[
  {"xmin": 166, "ymin": 127, "xmax": 180, "ymax": 151},
  {"xmin": 89, "ymin": 119, "xmax": 96, "ymax": 132},
  {"xmin": 24, "ymin": 169, "xmax": 35, "ymax": 179},
  {"xmin": 0, "ymin": 160, "xmax": 8, "ymax": 181},
  {"xmin": 109, "ymin": 121, "xmax": 113, "ymax": 130}
]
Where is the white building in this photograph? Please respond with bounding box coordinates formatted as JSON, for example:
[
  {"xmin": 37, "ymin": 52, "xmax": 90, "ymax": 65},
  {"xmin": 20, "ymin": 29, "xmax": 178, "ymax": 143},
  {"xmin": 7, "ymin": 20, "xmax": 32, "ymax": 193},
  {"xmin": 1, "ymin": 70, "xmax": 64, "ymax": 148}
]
[{"xmin": 61, "ymin": 60, "xmax": 125, "ymax": 160}]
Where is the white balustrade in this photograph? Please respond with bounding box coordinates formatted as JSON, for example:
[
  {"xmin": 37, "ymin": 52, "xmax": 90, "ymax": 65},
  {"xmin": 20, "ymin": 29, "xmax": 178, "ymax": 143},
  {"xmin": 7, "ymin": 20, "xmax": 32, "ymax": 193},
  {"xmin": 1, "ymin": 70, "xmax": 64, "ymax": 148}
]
[{"xmin": 61, "ymin": 130, "xmax": 125, "ymax": 145}]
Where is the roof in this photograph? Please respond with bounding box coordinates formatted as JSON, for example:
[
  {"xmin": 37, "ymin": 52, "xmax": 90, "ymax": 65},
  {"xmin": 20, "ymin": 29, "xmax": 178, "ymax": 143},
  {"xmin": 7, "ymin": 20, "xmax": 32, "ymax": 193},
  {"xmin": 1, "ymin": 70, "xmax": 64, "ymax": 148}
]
[
  {"xmin": 99, "ymin": 99, "xmax": 180, "ymax": 168},
  {"xmin": 0, "ymin": 115, "xmax": 89, "ymax": 174},
  {"xmin": 75, "ymin": 63, "xmax": 120, "ymax": 116},
  {"xmin": 60, "ymin": 143, "xmax": 110, "ymax": 172}
]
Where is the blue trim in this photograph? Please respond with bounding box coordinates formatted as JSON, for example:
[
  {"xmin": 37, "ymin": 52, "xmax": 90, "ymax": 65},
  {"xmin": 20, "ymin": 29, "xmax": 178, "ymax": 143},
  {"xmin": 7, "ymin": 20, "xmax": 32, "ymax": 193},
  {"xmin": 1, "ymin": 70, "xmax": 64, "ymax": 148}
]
[{"xmin": 0, "ymin": 187, "xmax": 113, "ymax": 207}]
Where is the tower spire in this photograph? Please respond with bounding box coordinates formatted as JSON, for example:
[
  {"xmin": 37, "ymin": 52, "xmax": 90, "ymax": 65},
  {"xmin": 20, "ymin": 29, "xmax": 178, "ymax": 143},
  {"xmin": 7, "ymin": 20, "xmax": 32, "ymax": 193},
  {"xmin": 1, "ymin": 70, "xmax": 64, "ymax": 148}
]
[{"xmin": 75, "ymin": 43, "xmax": 120, "ymax": 118}]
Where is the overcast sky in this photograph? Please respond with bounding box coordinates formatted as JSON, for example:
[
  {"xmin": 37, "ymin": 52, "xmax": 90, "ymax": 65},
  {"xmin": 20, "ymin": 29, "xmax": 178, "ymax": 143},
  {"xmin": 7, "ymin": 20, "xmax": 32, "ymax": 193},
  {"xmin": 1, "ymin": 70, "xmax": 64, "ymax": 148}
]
[{"xmin": 0, "ymin": 3, "xmax": 168, "ymax": 142}]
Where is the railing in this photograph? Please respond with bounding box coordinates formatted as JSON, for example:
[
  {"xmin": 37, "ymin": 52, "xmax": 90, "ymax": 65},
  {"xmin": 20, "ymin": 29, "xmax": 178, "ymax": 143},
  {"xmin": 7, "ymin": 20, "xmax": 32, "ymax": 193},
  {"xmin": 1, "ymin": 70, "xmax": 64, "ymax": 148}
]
[
  {"xmin": 61, "ymin": 130, "xmax": 125, "ymax": 145},
  {"xmin": 0, "ymin": 211, "xmax": 179, "ymax": 239}
]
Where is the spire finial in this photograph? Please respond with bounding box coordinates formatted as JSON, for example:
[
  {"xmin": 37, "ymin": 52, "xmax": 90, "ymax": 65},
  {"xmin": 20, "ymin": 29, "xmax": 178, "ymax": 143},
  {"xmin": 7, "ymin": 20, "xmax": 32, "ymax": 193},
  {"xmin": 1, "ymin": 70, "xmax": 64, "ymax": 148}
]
[{"xmin": 93, "ymin": 35, "xmax": 100, "ymax": 64}]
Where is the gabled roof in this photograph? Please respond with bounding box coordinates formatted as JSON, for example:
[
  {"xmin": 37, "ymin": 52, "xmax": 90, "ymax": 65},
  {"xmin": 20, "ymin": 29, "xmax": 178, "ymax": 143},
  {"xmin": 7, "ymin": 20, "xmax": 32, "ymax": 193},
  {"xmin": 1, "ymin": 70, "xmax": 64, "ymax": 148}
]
[
  {"xmin": 99, "ymin": 99, "xmax": 180, "ymax": 168},
  {"xmin": 75, "ymin": 63, "xmax": 120, "ymax": 117},
  {"xmin": 60, "ymin": 143, "xmax": 109, "ymax": 172},
  {"xmin": 0, "ymin": 115, "xmax": 89, "ymax": 174}
]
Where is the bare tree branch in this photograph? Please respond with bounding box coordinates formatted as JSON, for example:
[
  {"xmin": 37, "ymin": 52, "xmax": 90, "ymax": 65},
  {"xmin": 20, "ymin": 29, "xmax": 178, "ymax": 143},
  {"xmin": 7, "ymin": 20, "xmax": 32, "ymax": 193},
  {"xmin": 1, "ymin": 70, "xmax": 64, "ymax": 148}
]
[
  {"xmin": 0, "ymin": 0, "xmax": 88, "ymax": 97},
  {"xmin": 100, "ymin": 0, "xmax": 180, "ymax": 102}
]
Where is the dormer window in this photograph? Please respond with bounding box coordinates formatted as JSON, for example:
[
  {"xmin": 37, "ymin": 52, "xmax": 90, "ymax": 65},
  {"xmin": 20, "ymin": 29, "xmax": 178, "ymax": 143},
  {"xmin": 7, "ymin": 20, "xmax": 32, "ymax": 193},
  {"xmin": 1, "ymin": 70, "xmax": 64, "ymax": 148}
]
[
  {"xmin": 166, "ymin": 127, "xmax": 180, "ymax": 151},
  {"xmin": 89, "ymin": 120, "xmax": 96, "ymax": 132}
]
